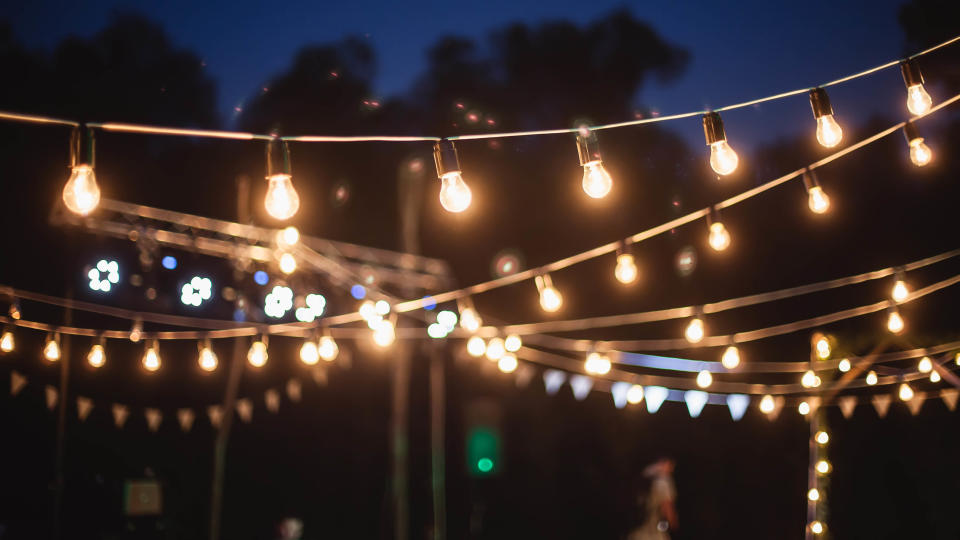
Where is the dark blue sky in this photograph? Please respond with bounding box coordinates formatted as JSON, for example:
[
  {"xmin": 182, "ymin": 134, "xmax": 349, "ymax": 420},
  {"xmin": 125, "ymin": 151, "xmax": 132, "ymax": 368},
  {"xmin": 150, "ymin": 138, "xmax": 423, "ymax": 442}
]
[{"xmin": 3, "ymin": 0, "xmax": 917, "ymax": 148}]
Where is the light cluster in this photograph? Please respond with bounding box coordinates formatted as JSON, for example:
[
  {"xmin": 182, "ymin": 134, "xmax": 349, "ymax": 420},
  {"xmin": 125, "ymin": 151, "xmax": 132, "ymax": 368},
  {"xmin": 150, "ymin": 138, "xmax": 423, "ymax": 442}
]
[
  {"xmin": 87, "ymin": 259, "xmax": 120, "ymax": 292},
  {"xmin": 294, "ymin": 293, "xmax": 327, "ymax": 322},
  {"xmin": 264, "ymin": 285, "xmax": 294, "ymax": 318},
  {"xmin": 180, "ymin": 276, "xmax": 213, "ymax": 307}
]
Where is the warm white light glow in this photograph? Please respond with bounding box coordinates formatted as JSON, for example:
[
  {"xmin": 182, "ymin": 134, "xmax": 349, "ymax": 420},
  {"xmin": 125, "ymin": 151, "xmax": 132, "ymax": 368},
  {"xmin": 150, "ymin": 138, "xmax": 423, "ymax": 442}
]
[
  {"xmin": 892, "ymin": 280, "xmax": 909, "ymax": 303},
  {"xmin": 808, "ymin": 488, "xmax": 820, "ymax": 502},
  {"xmin": 277, "ymin": 226, "xmax": 300, "ymax": 248},
  {"xmin": 906, "ymin": 84, "xmax": 933, "ymax": 115},
  {"xmin": 814, "ymin": 335, "xmax": 831, "ymax": 360},
  {"xmin": 801, "ymin": 369, "xmax": 820, "ymax": 388},
  {"xmin": 810, "ymin": 521, "xmax": 824, "ymax": 535},
  {"xmin": 816, "ymin": 114, "xmax": 843, "ymax": 148},
  {"xmin": 459, "ymin": 307, "xmax": 482, "ymax": 332},
  {"xmin": 709, "ymin": 140, "xmax": 739, "ymax": 175},
  {"xmin": 264, "ymin": 173, "xmax": 300, "ymax": 220},
  {"xmin": 581, "ymin": 161, "xmax": 613, "ymax": 199},
  {"xmin": 359, "ymin": 300, "xmax": 379, "ymax": 324},
  {"xmin": 504, "ymin": 334, "xmax": 522, "ymax": 353},
  {"xmin": 247, "ymin": 340, "xmax": 268, "ymax": 367},
  {"xmin": 279, "ymin": 253, "xmax": 297, "ymax": 274},
  {"xmin": 807, "ymin": 186, "xmax": 830, "ymax": 214},
  {"xmin": 0, "ymin": 330, "xmax": 13, "ymax": 352},
  {"xmin": 485, "ymin": 337, "xmax": 505, "ymax": 361},
  {"xmin": 43, "ymin": 337, "xmax": 61, "ymax": 361},
  {"xmin": 721, "ymin": 346, "xmax": 741, "ymax": 369},
  {"xmin": 696, "ymin": 369, "xmax": 713, "ymax": 388},
  {"xmin": 798, "ymin": 401, "xmax": 811, "ymax": 415},
  {"xmin": 376, "ymin": 300, "xmax": 392, "ymax": 317},
  {"xmin": 684, "ymin": 318, "xmax": 705, "ymax": 344},
  {"xmin": 198, "ymin": 346, "xmax": 218, "ymax": 372},
  {"xmin": 372, "ymin": 319, "xmax": 396, "ymax": 347},
  {"xmin": 838, "ymin": 358, "xmax": 851, "ymax": 372},
  {"xmin": 318, "ymin": 336, "xmax": 339, "ymax": 361},
  {"xmin": 760, "ymin": 394, "xmax": 775, "ymax": 413},
  {"xmin": 584, "ymin": 352, "xmax": 611, "ymax": 375},
  {"xmin": 466, "ymin": 336, "xmax": 486, "ymax": 357},
  {"xmin": 626, "ymin": 384, "xmax": 644, "ymax": 404},
  {"xmin": 930, "ymin": 370, "xmax": 941, "ymax": 383},
  {"xmin": 142, "ymin": 344, "xmax": 161, "ymax": 372},
  {"xmin": 87, "ymin": 344, "xmax": 105, "ymax": 368},
  {"xmin": 498, "ymin": 353, "xmax": 518, "ymax": 373},
  {"xmin": 887, "ymin": 310, "xmax": 905, "ymax": 334},
  {"xmin": 438, "ymin": 172, "xmax": 471, "ymax": 213},
  {"xmin": 816, "ymin": 460, "xmax": 831, "ymax": 474},
  {"xmin": 538, "ymin": 282, "xmax": 563, "ymax": 313},
  {"xmin": 708, "ymin": 222, "xmax": 731, "ymax": 251},
  {"xmin": 614, "ymin": 253, "xmax": 638, "ymax": 284},
  {"xmin": 909, "ymin": 137, "xmax": 933, "ymax": 167},
  {"xmin": 300, "ymin": 340, "xmax": 320, "ymax": 365},
  {"xmin": 866, "ymin": 370, "xmax": 878, "ymax": 385},
  {"xmin": 918, "ymin": 356, "xmax": 932, "ymax": 373},
  {"xmin": 899, "ymin": 382, "xmax": 914, "ymax": 401},
  {"xmin": 62, "ymin": 164, "xmax": 101, "ymax": 216},
  {"xmin": 815, "ymin": 431, "xmax": 829, "ymax": 445}
]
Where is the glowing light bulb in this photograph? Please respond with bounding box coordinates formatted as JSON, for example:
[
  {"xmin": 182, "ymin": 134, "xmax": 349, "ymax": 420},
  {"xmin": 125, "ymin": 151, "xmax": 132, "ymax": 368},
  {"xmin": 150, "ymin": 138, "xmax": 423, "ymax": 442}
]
[
  {"xmin": 816, "ymin": 460, "xmax": 831, "ymax": 474},
  {"xmin": 279, "ymin": 253, "xmax": 297, "ymax": 274},
  {"xmin": 814, "ymin": 335, "xmax": 831, "ymax": 360},
  {"xmin": 277, "ymin": 226, "xmax": 300, "ymax": 247},
  {"xmin": 585, "ymin": 352, "xmax": 611, "ymax": 375},
  {"xmin": 264, "ymin": 173, "xmax": 300, "ymax": 220},
  {"xmin": 459, "ymin": 308, "xmax": 482, "ymax": 332},
  {"xmin": 300, "ymin": 340, "xmax": 320, "ymax": 365},
  {"xmin": 359, "ymin": 300, "xmax": 378, "ymax": 323},
  {"xmin": 684, "ymin": 318, "xmax": 705, "ymax": 344},
  {"xmin": 198, "ymin": 346, "xmax": 218, "ymax": 372},
  {"xmin": 906, "ymin": 84, "xmax": 933, "ymax": 115},
  {"xmin": 899, "ymin": 382, "xmax": 914, "ymax": 401},
  {"xmin": 696, "ymin": 369, "xmax": 713, "ymax": 388},
  {"xmin": 247, "ymin": 340, "xmax": 268, "ymax": 367},
  {"xmin": 142, "ymin": 344, "xmax": 161, "ymax": 372},
  {"xmin": 538, "ymin": 281, "xmax": 563, "ymax": 313},
  {"xmin": 318, "ymin": 336, "xmax": 339, "ymax": 361},
  {"xmin": 43, "ymin": 337, "xmax": 61, "ymax": 361},
  {"xmin": 614, "ymin": 253, "xmax": 638, "ymax": 284},
  {"xmin": 466, "ymin": 336, "xmax": 486, "ymax": 357},
  {"xmin": 815, "ymin": 431, "xmax": 829, "ymax": 445},
  {"xmin": 801, "ymin": 370, "xmax": 819, "ymax": 388},
  {"xmin": 709, "ymin": 140, "xmax": 739, "ymax": 176},
  {"xmin": 815, "ymin": 114, "xmax": 843, "ymax": 148},
  {"xmin": 808, "ymin": 488, "xmax": 820, "ymax": 502},
  {"xmin": 838, "ymin": 358, "xmax": 851, "ymax": 372},
  {"xmin": 62, "ymin": 164, "xmax": 101, "ymax": 216},
  {"xmin": 439, "ymin": 172, "xmax": 471, "ymax": 213},
  {"xmin": 87, "ymin": 344, "xmax": 105, "ymax": 368},
  {"xmin": 807, "ymin": 186, "xmax": 830, "ymax": 214},
  {"xmin": 887, "ymin": 311, "xmax": 905, "ymax": 334},
  {"xmin": 504, "ymin": 334, "xmax": 522, "ymax": 353},
  {"xmin": 0, "ymin": 330, "xmax": 13, "ymax": 352},
  {"xmin": 798, "ymin": 401, "xmax": 811, "ymax": 415},
  {"xmin": 760, "ymin": 394, "xmax": 775, "ymax": 413},
  {"xmin": 498, "ymin": 353, "xmax": 518, "ymax": 373},
  {"xmin": 866, "ymin": 370, "xmax": 878, "ymax": 385},
  {"xmin": 810, "ymin": 521, "xmax": 824, "ymax": 535},
  {"xmin": 930, "ymin": 370, "xmax": 941, "ymax": 383},
  {"xmin": 485, "ymin": 338, "xmax": 505, "ymax": 361},
  {"xmin": 909, "ymin": 137, "xmax": 933, "ymax": 166},
  {"xmin": 918, "ymin": 356, "xmax": 932, "ymax": 373},
  {"xmin": 372, "ymin": 319, "xmax": 396, "ymax": 347},
  {"xmin": 721, "ymin": 346, "xmax": 741, "ymax": 369},
  {"xmin": 891, "ymin": 280, "xmax": 909, "ymax": 303},
  {"xmin": 581, "ymin": 161, "xmax": 613, "ymax": 198},
  {"xmin": 626, "ymin": 384, "xmax": 644, "ymax": 404},
  {"xmin": 708, "ymin": 222, "xmax": 731, "ymax": 251}
]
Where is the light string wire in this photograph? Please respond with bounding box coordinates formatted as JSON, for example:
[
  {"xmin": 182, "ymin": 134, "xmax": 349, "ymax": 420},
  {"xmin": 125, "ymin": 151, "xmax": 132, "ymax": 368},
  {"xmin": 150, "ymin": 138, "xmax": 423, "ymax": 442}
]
[{"xmin": 0, "ymin": 35, "xmax": 955, "ymax": 142}]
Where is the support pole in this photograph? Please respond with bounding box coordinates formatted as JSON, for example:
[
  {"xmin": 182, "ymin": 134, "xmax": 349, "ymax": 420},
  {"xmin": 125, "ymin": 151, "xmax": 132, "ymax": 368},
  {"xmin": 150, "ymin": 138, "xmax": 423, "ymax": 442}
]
[
  {"xmin": 209, "ymin": 338, "xmax": 244, "ymax": 540},
  {"xmin": 429, "ymin": 346, "xmax": 447, "ymax": 540},
  {"xmin": 52, "ymin": 292, "xmax": 73, "ymax": 540}
]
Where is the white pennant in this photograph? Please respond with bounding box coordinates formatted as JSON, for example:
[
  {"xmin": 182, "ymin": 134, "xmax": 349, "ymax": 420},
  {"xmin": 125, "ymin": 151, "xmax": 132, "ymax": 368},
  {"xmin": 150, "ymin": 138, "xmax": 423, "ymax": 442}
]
[
  {"xmin": 10, "ymin": 370, "xmax": 27, "ymax": 396},
  {"xmin": 610, "ymin": 382, "xmax": 631, "ymax": 409},
  {"xmin": 872, "ymin": 394, "xmax": 892, "ymax": 418},
  {"xmin": 112, "ymin": 404, "xmax": 130, "ymax": 428},
  {"xmin": 514, "ymin": 365, "xmax": 535, "ymax": 388},
  {"xmin": 766, "ymin": 396, "xmax": 785, "ymax": 421},
  {"xmin": 569, "ymin": 375, "xmax": 593, "ymax": 401},
  {"xmin": 942, "ymin": 389, "xmax": 959, "ymax": 411},
  {"xmin": 264, "ymin": 389, "xmax": 281, "ymax": 413},
  {"xmin": 543, "ymin": 370, "xmax": 566, "ymax": 396},
  {"xmin": 145, "ymin": 408, "xmax": 163, "ymax": 432},
  {"xmin": 76, "ymin": 397, "xmax": 94, "ymax": 421},
  {"xmin": 208, "ymin": 405, "xmax": 223, "ymax": 428},
  {"xmin": 645, "ymin": 386, "xmax": 669, "ymax": 414},
  {"xmin": 310, "ymin": 367, "xmax": 328, "ymax": 387},
  {"xmin": 726, "ymin": 394, "xmax": 750, "ymax": 421},
  {"xmin": 286, "ymin": 379, "xmax": 302, "ymax": 402},
  {"xmin": 838, "ymin": 396, "xmax": 858, "ymax": 419},
  {"xmin": 235, "ymin": 398, "xmax": 253, "ymax": 423},
  {"xmin": 45, "ymin": 386, "xmax": 58, "ymax": 410},
  {"xmin": 806, "ymin": 397, "xmax": 822, "ymax": 415},
  {"xmin": 177, "ymin": 409, "xmax": 195, "ymax": 432},
  {"xmin": 684, "ymin": 390, "xmax": 708, "ymax": 418},
  {"xmin": 907, "ymin": 392, "xmax": 925, "ymax": 416}
]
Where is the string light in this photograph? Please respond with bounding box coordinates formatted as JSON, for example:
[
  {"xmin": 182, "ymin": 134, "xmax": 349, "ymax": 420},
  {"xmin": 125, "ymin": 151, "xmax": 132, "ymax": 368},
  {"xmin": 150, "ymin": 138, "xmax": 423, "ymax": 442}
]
[
  {"xmin": 696, "ymin": 369, "xmax": 713, "ymax": 388},
  {"xmin": 626, "ymin": 384, "xmax": 644, "ymax": 405},
  {"xmin": 815, "ymin": 431, "xmax": 829, "ymax": 445},
  {"xmin": 891, "ymin": 278, "xmax": 909, "ymax": 303},
  {"xmin": 802, "ymin": 169, "xmax": 830, "ymax": 214},
  {"xmin": 815, "ymin": 460, "xmax": 831, "ymax": 474},
  {"xmin": 300, "ymin": 338, "xmax": 320, "ymax": 365},
  {"xmin": 43, "ymin": 333, "xmax": 61, "ymax": 361},
  {"xmin": 917, "ymin": 356, "xmax": 932, "ymax": 373},
  {"xmin": 807, "ymin": 488, "xmax": 820, "ymax": 502},
  {"xmin": 721, "ymin": 345, "xmax": 741, "ymax": 369},
  {"xmin": 485, "ymin": 337, "xmax": 506, "ymax": 361},
  {"xmin": 466, "ymin": 336, "xmax": 486, "ymax": 357},
  {"xmin": 684, "ymin": 316, "xmax": 705, "ymax": 344},
  {"xmin": 930, "ymin": 369, "xmax": 941, "ymax": 383},
  {"xmin": 801, "ymin": 369, "xmax": 821, "ymax": 388},
  {"xmin": 372, "ymin": 318, "xmax": 396, "ymax": 347},
  {"xmin": 277, "ymin": 226, "xmax": 300, "ymax": 248},
  {"xmin": 759, "ymin": 394, "xmax": 775, "ymax": 413},
  {"xmin": 535, "ymin": 274, "xmax": 563, "ymax": 313},
  {"xmin": 901, "ymin": 59, "xmax": 933, "ymax": 116},
  {"xmin": 498, "ymin": 353, "xmax": 518, "ymax": 373},
  {"xmin": 318, "ymin": 335, "xmax": 339, "ymax": 361},
  {"xmin": 903, "ymin": 121, "xmax": 933, "ymax": 167},
  {"xmin": 247, "ymin": 337, "xmax": 268, "ymax": 367},
  {"xmin": 887, "ymin": 307, "xmax": 905, "ymax": 334},
  {"xmin": 458, "ymin": 304, "xmax": 482, "ymax": 333},
  {"xmin": 279, "ymin": 252, "xmax": 297, "ymax": 274},
  {"xmin": 702, "ymin": 112, "xmax": 739, "ymax": 175},
  {"xmin": 706, "ymin": 207, "xmax": 731, "ymax": 252},
  {"xmin": 433, "ymin": 140, "xmax": 471, "ymax": 213},
  {"xmin": 263, "ymin": 140, "xmax": 300, "ymax": 220},
  {"xmin": 8, "ymin": 302, "xmax": 20, "ymax": 320},
  {"xmin": 0, "ymin": 328, "xmax": 14, "ymax": 352},
  {"xmin": 576, "ymin": 128, "xmax": 613, "ymax": 199},
  {"xmin": 504, "ymin": 334, "xmax": 522, "ymax": 353},
  {"xmin": 798, "ymin": 401, "xmax": 811, "ymax": 415},
  {"xmin": 198, "ymin": 339, "xmax": 218, "ymax": 372},
  {"xmin": 956, "ymin": 352, "xmax": 960, "ymax": 367},
  {"xmin": 62, "ymin": 127, "xmax": 101, "ymax": 216},
  {"xmin": 809, "ymin": 88, "xmax": 843, "ymax": 148},
  {"xmin": 899, "ymin": 382, "xmax": 914, "ymax": 401},
  {"xmin": 87, "ymin": 339, "xmax": 106, "ymax": 368},
  {"xmin": 142, "ymin": 340, "xmax": 161, "ymax": 372},
  {"xmin": 584, "ymin": 351, "xmax": 611, "ymax": 375},
  {"xmin": 129, "ymin": 320, "xmax": 142, "ymax": 343},
  {"xmin": 614, "ymin": 245, "xmax": 638, "ymax": 284},
  {"xmin": 809, "ymin": 521, "xmax": 824, "ymax": 535},
  {"xmin": 838, "ymin": 358, "xmax": 851, "ymax": 372},
  {"xmin": 866, "ymin": 370, "xmax": 878, "ymax": 385}
]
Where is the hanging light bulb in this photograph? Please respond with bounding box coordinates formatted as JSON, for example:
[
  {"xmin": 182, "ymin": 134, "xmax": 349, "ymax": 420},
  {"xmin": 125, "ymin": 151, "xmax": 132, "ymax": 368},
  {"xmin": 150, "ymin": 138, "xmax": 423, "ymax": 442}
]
[
  {"xmin": 702, "ymin": 112, "xmax": 739, "ymax": 175},
  {"xmin": 300, "ymin": 339, "xmax": 320, "ymax": 365},
  {"xmin": 815, "ymin": 430, "xmax": 829, "ymax": 445},
  {"xmin": 62, "ymin": 127, "xmax": 101, "ymax": 215},
  {"xmin": 129, "ymin": 320, "xmax": 142, "ymax": 343},
  {"xmin": 614, "ymin": 247, "xmax": 638, "ymax": 285},
  {"xmin": 576, "ymin": 129, "xmax": 613, "ymax": 198},
  {"xmin": 801, "ymin": 369, "xmax": 820, "ymax": 388},
  {"xmin": 247, "ymin": 337, "xmax": 268, "ymax": 367},
  {"xmin": 866, "ymin": 370, "xmax": 878, "ymax": 385},
  {"xmin": 142, "ymin": 341, "xmax": 161, "ymax": 372},
  {"xmin": 887, "ymin": 308, "xmax": 905, "ymax": 334},
  {"xmin": 903, "ymin": 121, "xmax": 933, "ymax": 167},
  {"xmin": 802, "ymin": 169, "xmax": 830, "ymax": 214},
  {"xmin": 721, "ymin": 345, "xmax": 741, "ymax": 369},
  {"xmin": 684, "ymin": 317, "xmax": 705, "ymax": 344},
  {"xmin": 372, "ymin": 319, "xmax": 396, "ymax": 347},
  {"xmin": 816, "ymin": 460, "xmax": 831, "ymax": 474},
  {"xmin": 466, "ymin": 336, "xmax": 486, "ymax": 357},
  {"xmin": 808, "ymin": 488, "xmax": 820, "ymax": 502},
  {"xmin": 585, "ymin": 352, "xmax": 611, "ymax": 375},
  {"xmin": 318, "ymin": 335, "xmax": 339, "ymax": 361},
  {"xmin": 918, "ymin": 356, "xmax": 932, "ymax": 373},
  {"xmin": 0, "ymin": 328, "xmax": 14, "ymax": 352},
  {"xmin": 263, "ymin": 138, "xmax": 299, "ymax": 220},
  {"xmin": 87, "ymin": 341, "xmax": 106, "ymax": 368},
  {"xmin": 930, "ymin": 369, "xmax": 941, "ymax": 383},
  {"xmin": 434, "ymin": 140, "xmax": 471, "ymax": 213},
  {"xmin": 891, "ymin": 279, "xmax": 909, "ymax": 303},
  {"xmin": 626, "ymin": 384, "xmax": 644, "ymax": 405},
  {"xmin": 279, "ymin": 252, "xmax": 297, "ymax": 274},
  {"xmin": 696, "ymin": 369, "xmax": 713, "ymax": 388},
  {"xmin": 459, "ymin": 305, "xmax": 482, "ymax": 333},
  {"xmin": 810, "ymin": 88, "xmax": 843, "ymax": 148},
  {"xmin": 498, "ymin": 353, "xmax": 518, "ymax": 373},
  {"xmin": 8, "ymin": 302, "xmax": 21, "ymax": 320},
  {"xmin": 198, "ymin": 340, "xmax": 218, "ymax": 372},
  {"xmin": 535, "ymin": 274, "xmax": 563, "ymax": 313},
  {"xmin": 504, "ymin": 334, "xmax": 522, "ymax": 353},
  {"xmin": 798, "ymin": 401, "xmax": 811, "ymax": 415},
  {"xmin": 277, "ymin": 226, "xmax": 300, "ymax": 248},
  {"xmin": 901, "ymin": 59, "xmax": 933, "ymax": 116},
  {"xmin": 838, "ymin": 358, "xmax": 851, "ymax": 372},
  {"xmin": 812, "ymin": 333, "xmax": 831, "ymax": 360},
  {"xmin": 759, "ymin": 394, "xmax": 775, "ymax": 414},
  {"xmin": 485, "ymin": 337, "xmax": 506, "ymax": 361},
  {"xmin": 43, "ymin": 333, "xmax": 61, "ymax": 361},
  {"xmin": 707, "ymin": 208, "xmax": 731, "ymax": 251},
  {"xmin": 899, "ymin": 382, "xmax": 914, "ymax": 401},
  {"xmin": 810, "ymin": 521, "xmax": 824, "ymax": 535}
]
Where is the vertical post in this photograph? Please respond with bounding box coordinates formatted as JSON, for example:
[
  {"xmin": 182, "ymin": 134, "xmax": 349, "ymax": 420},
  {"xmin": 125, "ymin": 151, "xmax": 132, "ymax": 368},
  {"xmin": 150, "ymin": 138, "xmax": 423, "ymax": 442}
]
[
  {"xmin": 52, "ymin": 290, "xmax": 73, "ymax": 540},
  {"xmin": 805, "ymin": 413, "xmax": 819, "ymax": 540},
  {"xmin": 429, "ymin": 346, "xmax": 447, "ymax": 540},
  {"xmin": 209, "ymin": 338, "xmax": 244, "ymax": 540}
]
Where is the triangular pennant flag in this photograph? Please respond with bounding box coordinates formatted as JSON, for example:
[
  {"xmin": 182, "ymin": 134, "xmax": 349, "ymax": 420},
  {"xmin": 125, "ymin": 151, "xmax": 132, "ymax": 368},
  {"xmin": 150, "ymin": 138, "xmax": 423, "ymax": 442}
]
[
  {"xmin": 112, "ymin": 404, "xmax": 129, "ymax": 428},
  {"xmin": 177, "ymin": 409, "xmax": 195, "ymax": 432},
  {"xmin": 310, "ymin": 367, "xmax": 328, "ymax": 387},
  {"xmin": 514, "ymin": 365, "xmax": 535, "ymax": 389},
  {"xmin": 76, "ymin": 397, "xmax": 94, "ymax": 421},
  {"xmin": 543, "ymin": 370, "xmax": 566, "ymax": 396},
  {"xmin": 235, "ymin": 398, "xmax": 253, "ymax": 423},
  {"xmin": 569, "ymin": 375, "xmax": 593, "ymax": 401},
  {"xmin": 838, "ymin": 396, "xmax": 858, "ymax": 419},
  {"xmin": 872, "ymin": 394, "xmax": 892, "ymax": 418},
  {"xmin": 45, "ymin": 386, "xmax": 58, "ymax": 410},
  {"xmin": 942, "ymin": 389, "xmax": 959, "ymax": 411},
  {"xmin": 726, "ymin": 394, "xmax": 750, "ymax": 421},
  {"xmin": 807, "ymin": 397, "xmax": 821, "ymax": 415},
  {"xmin": 286, "ymin": 379, "xmax": 302, "ymax": 403},
  {"xmin": 145, "ymin": 408, "xmax": 162, "ymax": 432},
  {"xmin": 10, "ymin": 370, "xmax": 27, "ymax": 396},
  {"xmin": 611, "ymin": 382, "xmax": 631, "ymax": 409},
  {"xmin": 645, "ymin": 386, "xmax": 669, "ymax": 414},
  {"xmin": 907, "ymin": 392, "xmax": 925, "ymax": 416},
  {"xmin": 766, "ymin": 396, "xmax": 785, "ymax": 421},
  {"xmin": 208, "ymin": 405, "xmax": 223, "ymax": 428},
  {"xmin": 264, "ymin": 389, "xmax": 281, "ymax": 413},
  {"xmin": 684, "ymin": 390, "xmax": 709, "ymax": 418}
]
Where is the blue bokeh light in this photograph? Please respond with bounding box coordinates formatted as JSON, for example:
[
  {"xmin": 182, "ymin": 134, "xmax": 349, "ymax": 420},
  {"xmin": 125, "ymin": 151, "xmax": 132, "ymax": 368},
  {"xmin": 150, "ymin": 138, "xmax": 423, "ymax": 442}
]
[
  {"xmin": 350, "ymin": 284, "xmax": 366, "ymax": 299},
  {"xmin": 253, "ymin": 271, "xmax": 269, "ymax": 286},
  {"xmin": 422, "ymin": 296, "xmax": 437, "ymax": 311},
  {"xmin": 161, "ymin": 256, "xmax": 177, "ymax": 270}
]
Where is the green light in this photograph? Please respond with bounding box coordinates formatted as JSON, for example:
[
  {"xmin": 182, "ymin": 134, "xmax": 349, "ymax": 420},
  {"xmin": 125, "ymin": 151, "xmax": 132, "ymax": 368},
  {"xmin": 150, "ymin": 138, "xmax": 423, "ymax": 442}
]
[
  {"xmin": 467, "ymin": 426, "xmax": 500, "ymax": 476},
  {"xmin": 477, "ymin": 458, "xmax": 493, "ymax": 473}
]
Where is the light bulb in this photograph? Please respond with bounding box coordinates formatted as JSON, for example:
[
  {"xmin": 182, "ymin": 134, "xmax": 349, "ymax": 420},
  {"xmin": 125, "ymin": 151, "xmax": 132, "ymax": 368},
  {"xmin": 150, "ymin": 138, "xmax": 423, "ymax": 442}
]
[
  {"xmin": 759, "ymin": 394, "xmax": 775, "ymax": 413},
  {"xmin": 0, "ymin": 330, "xmax": 13, "ymax": 352},
  {"xmin": 614, "ymin": 253, "xmax": 638, "ymax": 284},
  {"xmin": 816, "ymin": 460, "xmax": 831, "ymax": 474},
  {"xmin": 918, "ymin": 356, "xmax": 932, "ymax": 373},
  {"xmin": 504, "ymin": 334, "xmax": 522, "ymax": 353},
  {"xmin": 956, "ymin": 352, "xmax": 960, "ymax": 366},
  {"xmin": 906, "ymin": 84, "xmax": 933, "ymax": 115},
  {"xmin": 581, "ymin": 161, "xmax": 613, "ymax": 199},
  {"xmin": 708, "ymin": 222, "xmax": 730, "ymax": 251},
  {"xmin": 279, "ymin": 253, "xmax": 297, "ymax": 274},
  {"xmin": 696, "ymin": 369, "xmax": 713, "ymax": 388},
  {"xmin": 626, "ymin": 384, "xmax": 644, "ymax": 405},
  {"xmin": 372, "ymin": 319, "xmax": 396, "ymax": 347},
  {"xmin": 798, "ymin": 401, "xmax": 811, "ymax": 415},
  {"xmin": 44, "ymin": 337, "xmax": 61, "ymax": 361},
  {"xmin": 709, "ymin": 141, "xmax": 739, "ymax": 176},
  {"xmin": 485, "ymin": 337, "xmax": 505, "ymax": 361},
  {"xmin": 684, "ymin": 318, "xmax": 705, "ymax": 344},
  {"xmin": 264, "ymin": 173, "xmax": 300, "ymax": 220},
  {"xmin": 838, "ymin": 358, "xmax": 851, "ymax": 372},
  {"xmin": 438, "ymin": 172, "xmax": 471, "ymax": 213},
  {"xmin": 891, "ymin": 280, "xmax": 909, "ymax": 303},
  {"xmin": 300, "ymin": 340, "xmax": 320, "ymax": 365},
  {"xmin": 721, "ymin": 346, "xmax": 741, "ymax": 369},
  {"xmin": 466, "ymin": 336, "xmax": 486, "ymax": 357},
  {"xmin": 815, "ymin": 431, "xmax": 829, "ymax": 445},
  {"xmin": 887, "ymin": 311, "xmax": 905, "ymax": 334},
  {"xmin": 62, "ymin": 164, "xmax": 101, "ymax": 216},
  {"xmin": 807, "ymin": 186, "xmax": 830, "ymax": 214},
  {"xmin": 498, "ymin": 353, "xmax": 518, "ymax": 373},
  {"xmin": 814, "ymin": 335, "xmax": 831, "ymax": 360},
  {"xmin": 899, "ymin": 382, "xmax": 914, "ymax": 401},
  {"xmin": 277, "ymin": 226, "xmax": 300, "ymax": 247},
  {"xmin": 810, "ymin": 521, "xmax": 824, "ymax": 535},
  {"xmin": 801, "ymin": 369, "xmax": 819, "ymax": 388},
  {"xmin": 459, "ymin": 308, "xmax": 482, "ymax": 332},
  {"xmin": 909, "ymin": 137, "xmax": 932, "ymax": 167},
  {"xmin": 815, "ymin": 114, "xmax": 843, "ymax": 148},
  {"xmin": 198, "ymin": 346, "xmax": 218, "ymax": 372},
  {"xmin": 318, "ymin": 336, "xmax": 339, "ymax": 361},
  {"xmin": 87, "ymin": 344, "xmax": 105, "ymax": 368},
  {"xmin": 866, "ymin": 370, "xmax": 878, "ymax": 385},
  {"xmin": 359, "ymin": 300, "xmax": 379, "ymax": 324},
  {"xmin": 247, "ymin": 340, "xmax": 268, "ymax": 367},
  {"xmin": 539, "ymin": 285, "xmax": 562, "ymax": 313},
  {"xmin": 930, "ymin": 370, "xmax": 941, "ymax": 383},
  {"xmin": 142, "ymin": 345, "xmax": 161, "ymax": 372},
  {"xmin": 808, "ymin": 488, "xmax": 820, "ymax": 502},
  {"xmin": 585, "ymin": 352, "xmax": 611, "ymax": 375}
]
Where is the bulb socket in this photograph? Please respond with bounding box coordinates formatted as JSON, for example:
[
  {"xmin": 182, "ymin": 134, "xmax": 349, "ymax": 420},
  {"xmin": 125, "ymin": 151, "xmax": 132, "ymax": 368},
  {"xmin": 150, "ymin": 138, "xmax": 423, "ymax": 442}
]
[
  {"xmin": 706, "ymin": 205, "xmax": 722, "ymax": 226},
  {"xmin": 808, "ymin": 88, "xmax": 834, "ymax": 119},
  {"xmin": 900, "ymin": 59, "xmax": 924, "ymax": 88},
  {"xmin": 902, "ymin": 121, "xmax": 921, "ymax": 144},
  {"xmin": 433, "ymin": 140, "xmax": 461, "ymax": 177},
  {"xmin": 70, "ymin": 126, "xmax": 96, "ymax": 168},
  {"xmin": 801, "ymin": 168, "xmax": 821, "ymax": 191},
  {"xmin": 702, "ymin": 112, "xmax": 727, "ymax": 145},
  {"xmin": 576, "ymin": 130, "xmax": 602, "ymax": 166},
  {"xmin": 266, "ymin": 139, "xmax": 292, "ymax": 177}
]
